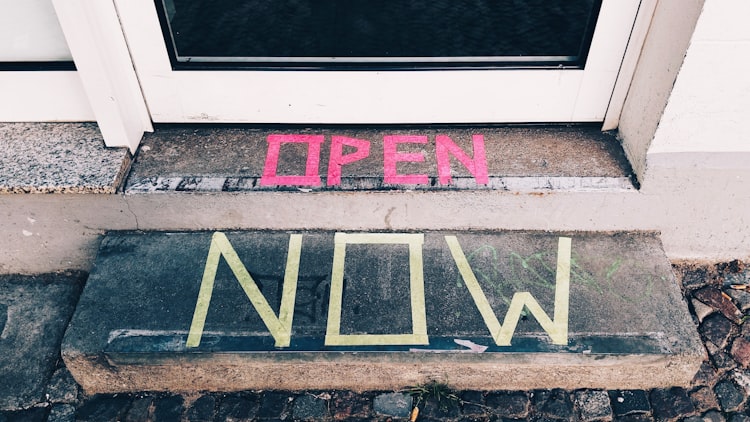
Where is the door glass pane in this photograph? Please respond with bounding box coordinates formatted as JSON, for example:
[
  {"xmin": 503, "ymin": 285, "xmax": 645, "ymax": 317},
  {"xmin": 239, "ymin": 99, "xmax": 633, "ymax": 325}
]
[{"xmin": 158, "ymin": 0, "xmax": 601, "ymax": 68}]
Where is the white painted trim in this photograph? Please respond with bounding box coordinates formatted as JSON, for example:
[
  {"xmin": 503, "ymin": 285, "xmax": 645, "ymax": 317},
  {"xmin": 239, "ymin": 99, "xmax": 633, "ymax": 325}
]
[
  {"xmin": 116, "ymin": 0, "xmax": 640, "ymax": 124},
  {"xmin": 602, "ymin": 0, "xmax": 658, "ymax": 130},
  {"xmin": 0, "ymin": 71, "xmax": 94, "ymax": 121},
  {"xmin": 51, "ymin": 0, "xmax": 152, "ymax": 153}
]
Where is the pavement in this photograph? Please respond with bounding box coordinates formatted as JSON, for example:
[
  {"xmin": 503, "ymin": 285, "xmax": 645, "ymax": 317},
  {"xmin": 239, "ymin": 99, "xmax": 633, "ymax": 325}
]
[{"xmin": 1, "ymin": 257, "xmax": 749, "ymax": 421}]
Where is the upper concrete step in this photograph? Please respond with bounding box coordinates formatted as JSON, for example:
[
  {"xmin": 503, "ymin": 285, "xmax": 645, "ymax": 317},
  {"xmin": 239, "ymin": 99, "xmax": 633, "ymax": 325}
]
[
  {"xmin": 125, "ymin": 125, "xmax": 636, "ymax": 193},
  {"xmin": 62, "ymin": 229, "xmax": 703, "ymax": 393}
]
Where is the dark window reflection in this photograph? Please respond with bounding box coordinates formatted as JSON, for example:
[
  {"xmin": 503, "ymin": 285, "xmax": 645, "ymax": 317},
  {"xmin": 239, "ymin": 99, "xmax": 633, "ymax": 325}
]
[{"xmin": 159, "ymin": 0, "xmax": 600, "ymax": 68}]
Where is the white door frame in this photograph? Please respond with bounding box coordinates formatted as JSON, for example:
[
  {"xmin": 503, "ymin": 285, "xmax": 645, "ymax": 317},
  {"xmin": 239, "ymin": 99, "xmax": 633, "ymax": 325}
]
[{"xmin": 114, "ymin": 0, "xmax": 645, "ymax": 125}]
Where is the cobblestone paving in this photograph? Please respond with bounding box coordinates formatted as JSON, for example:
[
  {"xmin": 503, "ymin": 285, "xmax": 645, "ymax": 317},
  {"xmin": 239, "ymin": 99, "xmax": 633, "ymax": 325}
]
[{"xmin": 3, "ymin": 262, "xmax": 750, "ymax": 421}]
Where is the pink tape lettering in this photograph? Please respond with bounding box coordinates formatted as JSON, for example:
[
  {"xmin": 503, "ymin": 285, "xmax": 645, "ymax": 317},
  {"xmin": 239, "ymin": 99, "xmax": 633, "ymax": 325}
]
[
  {"xmin": 435, "ymin": 134, "xmax": 489, "ymax": 185},
  {"xmin": 383, "ymin": 135, "xmax": 429, "ymax": 185},
  {"xmin": 327, "ymin": 136, "xmax": 371, "ymax": 186},
  {"xmin": 260, "ymin": 135, "xmax": 324, "ymax": 186}
]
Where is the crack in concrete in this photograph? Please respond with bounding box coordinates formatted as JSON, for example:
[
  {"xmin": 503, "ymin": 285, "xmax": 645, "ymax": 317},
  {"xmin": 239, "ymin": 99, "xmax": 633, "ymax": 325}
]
[{"xmin": 123, "ymin": 196, "xmax": 140, "ymax": 230}]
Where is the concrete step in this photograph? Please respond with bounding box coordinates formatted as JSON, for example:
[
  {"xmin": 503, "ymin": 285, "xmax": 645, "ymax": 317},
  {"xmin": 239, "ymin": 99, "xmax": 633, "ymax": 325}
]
[
  {"xmin": 62, "ymin": 230, "xmax": 704, "ymax": 393},
  {"xmin": 125, "ymin": 125, "xmax": 636, "ymax": 193}
]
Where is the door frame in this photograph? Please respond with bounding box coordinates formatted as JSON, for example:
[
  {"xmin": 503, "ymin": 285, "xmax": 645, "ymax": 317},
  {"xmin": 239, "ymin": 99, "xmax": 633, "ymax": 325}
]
[
  {"xmin": 115, "ymin": 0, "xmax": 646, "ymax": 124},
  {"xmin": 46, "ymin": 0, "xmax": 656, "ymax": 149}
]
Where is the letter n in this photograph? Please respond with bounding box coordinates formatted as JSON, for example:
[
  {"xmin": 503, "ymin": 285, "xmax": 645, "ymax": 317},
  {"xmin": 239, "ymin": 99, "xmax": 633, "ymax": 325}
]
[
  {"xmin": 186, "ymin": 232, "xmax": 302, "ymax": 348},
  {"xmin": 435, "ymin": 135, "xmax": 489, "ymax": 185},
  {"xmin": 446, "ymin": 236, "xmax": 571, "ymax": 345}
]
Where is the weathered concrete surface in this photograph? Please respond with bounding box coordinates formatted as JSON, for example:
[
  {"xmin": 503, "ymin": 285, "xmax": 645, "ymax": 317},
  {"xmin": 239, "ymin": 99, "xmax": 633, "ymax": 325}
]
[
  {"xmin": 126, "ymin": 125, "xmax": 635, "ymax": 192},
  {"xmin": 0, "ymin": 273, "xmax": 83, "ymax": 409},
  {"xmin": 63, "ymin": 230, "xmax": 703, "ymax": 393}
]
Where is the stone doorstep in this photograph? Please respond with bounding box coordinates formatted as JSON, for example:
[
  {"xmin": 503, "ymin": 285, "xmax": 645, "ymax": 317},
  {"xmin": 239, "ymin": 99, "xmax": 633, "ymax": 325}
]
[
  {"xmin": 62, "ymin": 230, "xmax": 704, "ymax": 393},
  {"xmin": 125, "ymin": 125, "xmax": 636, "ymax": 193}
]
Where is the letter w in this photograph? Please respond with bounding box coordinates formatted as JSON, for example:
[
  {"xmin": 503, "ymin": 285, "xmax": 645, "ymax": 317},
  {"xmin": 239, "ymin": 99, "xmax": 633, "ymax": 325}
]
[
  {"xmin": 186, "ymin": 232, "xmax": 302, "ymax": 348},
  {"xmin": 445, "ymin": 236, "xmax": 571, "ymax": 346}
]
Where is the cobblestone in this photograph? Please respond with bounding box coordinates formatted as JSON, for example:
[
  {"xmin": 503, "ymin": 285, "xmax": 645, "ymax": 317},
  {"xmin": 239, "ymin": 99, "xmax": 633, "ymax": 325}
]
[
  {"xmin": 485, "ymin": 391, "xmax": 529, "ymax": 419},
  {"xmin": 649, "ymin": 387, "xmax": 696, "ymax": 421},
  {"xmin": 458, "ymin": 391, "xmax": 484, "ymax": 416},
  {"xmin": 152, "ymin": 395, "xmax": 183, "ymax": 421},
  {"xmin": 44, "ymin": 368, "xmax": 78, "ymax": 405},
  {"xmin": 689, "ymin": 385, "xmax": 720, "ymax": 413},
  {"xmin": 123, "ymin": 396, "xmax": 153, "ymax": 422},
  {"xmin": 373, "ymin": 392, "xmax": 412, "ymax": 418},
  {"xmin": 533, "ymin": 389, "xmax": 574, "ymax": 420},
  {"xmin": 574, "ymin": 390, "xmax": 612, "ymax": 421},
  {"xmin": 291, "ymin": 394, "xmax": 329, "ymax": 421},
  {"xmin": 47, "ymin": 404, "xmax": 74, "ymax": 422},
  {"xmin": 731, "ymin": 337, "xmax": 750, "ymax": 367},
  {"xmin": 714, "ymin": 379, "xmax": 746, "ymax": 412},
  {"xmin": 185, "ymin": 395, "xmax": 215, "ymax": 422},
  {"xmin": 4, "ymin": 263, "xmax": 750, "ymax": 421},
  {"xmin": 609, "ymin": 390, "xmax": 651, "ymax": 417},
  {"xmin": 214, "ymin": 393, "xmax": 259, "ymax": 421},
  {"xmin": 700, "ymin": 313, "xmax": 736, "ymax": 350},
  {"xmin": 694, "ymin": 287, "xmax": 744, "ymax": 324}
]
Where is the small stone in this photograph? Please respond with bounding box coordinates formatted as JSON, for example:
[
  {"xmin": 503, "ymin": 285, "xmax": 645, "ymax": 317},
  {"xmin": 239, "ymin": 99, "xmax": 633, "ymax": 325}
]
[
  {"xmin": 694, "ymin": 287, "xmax": 744, "ymax": 324},
  {"xmin": 608, "ymin": 390, "xmax": 651, "ymax": 416},
  {"xmin": 729, "ymin": 414, "xmax": 750, "ymax": 422},
  {"xmin": 373, "ymin": 393, "xmax": 412, "ymax": 418},
  {"xmin": 485, "ymin": 391, "xmax": 529, "ymax": 419},
  {"xmin": 47, "ymin": 404, "xmax": 75, "ymax": 422},
  {"xmin": 724, "ymin": 270, "xmax": 750, "ymax": 287},
  {"xmin": 124, "ymin": 396, "xmax": 153, "ymax": 422},
  {"xmin": 45, "ymin": 368, "xmax": 79, "ymax": 404},
  {"xmin": 153, "ymin": 395, "xmax": 184, "ymax": 421},
  {"xmin": 681, "ymin": 267, "xmax": 710, "ymax": 290},
  {"xmin": 459, "ymin": 391, "xmax": 485, "ymax": 416},
  {"xmin": 701, "ymin": 314, "xmax": 736, "ymax": 350},
  {"xmin": 726, "ymin": 289, "xmax": 750, "ymax": 312},
  {"xmin": 534, "ymin": 389, "xmax": 573, "ymax": 420},
  {"xmin": 421, "ymin": 396, "xmax": 461, "ymax": 420},
  {"xmin": 702, "ymin": 410, "xmax": 727, "ymax": 422},
  {"xmin": 731, "ymin": 337, "xmax": 750, "ymax": 367},
  {"xmin": 730, "ymin": 369, "xmax": 750, "ymax": 394},
  {"xmin": 689, "ymin": 386, "xmax": 720, "ymax": 413},
  {"xmin": 706, "ymin": 342, "xmax": 740, "ymax": 374},
  {"xmin": 186, "ymin": 395, "xmax": 215, "ymax": 422},
  {"xmin": 75, "ymin": 394, "xmax": 132, "ymax": 422},
  {"xmin": 650, "ymin": 387, "xmax": 696, "ymax": 421},
  {"xmin": 693, "ymin": 298, "xmax": 716, "ymax": 322},
  {"xmin": 292, "ymin": 395, "xmax": 329, "ymax": 421},
  {"xmin": 682, "ymin": 416, "xmax": 704, "ymax": 422},
  {"xmin": 215, "ymin": 394, "xmax": 259, "ymax": 421},
  {"xmin": 692, "ymin": 361, "xmax": 720, "ymax": 387},
  {"xmin": 574, "ymin": 390, "xmax": 612, "ymax": 421},
  {"xmin": 330, "ymin": 391, "xmax": 372, "ymax": 420},
  {"xmin": 714, "ymin": 380, "xmax": 745, "ymax": 412},
  {"xmin": 258, "ymin": 392, "xmax": 292, "ymax": 420}
]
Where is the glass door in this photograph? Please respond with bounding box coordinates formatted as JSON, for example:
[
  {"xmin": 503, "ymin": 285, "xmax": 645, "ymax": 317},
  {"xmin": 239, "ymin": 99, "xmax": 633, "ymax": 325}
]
[{"xmin": 114, "ymin": 0, "xmax": 642, "ymax": 124}]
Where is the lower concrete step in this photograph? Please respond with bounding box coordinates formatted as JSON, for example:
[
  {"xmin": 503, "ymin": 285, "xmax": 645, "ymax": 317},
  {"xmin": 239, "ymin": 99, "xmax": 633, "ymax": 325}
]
[{"xmin": 62, "ymin": 230, "xmax": 703, "ymax": 393}]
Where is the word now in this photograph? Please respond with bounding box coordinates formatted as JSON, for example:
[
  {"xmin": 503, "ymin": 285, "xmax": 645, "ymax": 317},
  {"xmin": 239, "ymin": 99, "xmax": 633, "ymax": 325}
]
[
  {"xmin": 260, "ymin": 134, "xmax": 489, "ymax": 186},
  {"xmin": 186, "ymin": 232, "xmax": 572, "ymax": 349}
]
